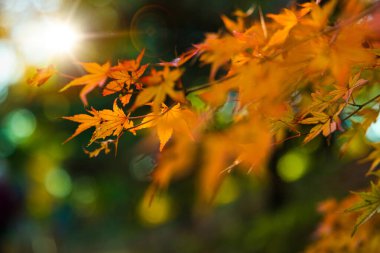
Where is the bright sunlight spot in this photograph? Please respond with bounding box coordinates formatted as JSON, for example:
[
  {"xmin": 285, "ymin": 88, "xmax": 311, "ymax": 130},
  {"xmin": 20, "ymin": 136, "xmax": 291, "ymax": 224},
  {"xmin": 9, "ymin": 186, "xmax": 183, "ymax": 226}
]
[
  {"xmin": 44, "ymin": 21, "xmax": 79, "ymax": 53},
  {"xmin": 12, "ymin": 19, "xmax": 80, "ymax": 64},
  {"xmin": 277, "ymin": 150, "xmax": 310, "ymax": 182}
]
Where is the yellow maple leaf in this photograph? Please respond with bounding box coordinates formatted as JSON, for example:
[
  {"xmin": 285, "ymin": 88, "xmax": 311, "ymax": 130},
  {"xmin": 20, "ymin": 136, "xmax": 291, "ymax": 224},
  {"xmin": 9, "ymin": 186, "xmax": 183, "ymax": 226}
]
[{"xmin": 60, "ymin": 61, "xmax": 111, "ymax": 106}]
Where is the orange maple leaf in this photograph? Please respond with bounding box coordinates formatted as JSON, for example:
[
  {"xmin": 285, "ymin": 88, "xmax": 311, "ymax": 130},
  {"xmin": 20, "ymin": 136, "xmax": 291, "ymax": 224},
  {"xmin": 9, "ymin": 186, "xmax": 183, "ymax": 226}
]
[
  {"xmin": 63, "ymin": 100, "xmax": 135, "ymax": 144},
  {"xmin": 137, "ymin": 103, "xmax": 195, "ymax": 151},
  {"xmin": 27, "ymin": 64, "xmax": 56, "ymax": 87},
  {"xmin": 84, "ymin": 141, "xmax": 111, "ymax": 158},
  {"xmin": 62, "ymin": 108, "xmax": 101, "ymax": 143},
  {"xmin": 90, "ymin": 100, "xmax": 135, "ymax": 143},
  {"xmin": 133, "ymin": 67, "xmax": 185, "ymax": 112},
  {"xmin": 113, "ymin": 48, "xmax": 145, "ymax": 72},
  {"xmin": 60, "ymin": 62, "xmax": 111, "ymax": 106},
  {"xmin": 265, "ymin": 8, "xmax": 298, "ymax": 48}
]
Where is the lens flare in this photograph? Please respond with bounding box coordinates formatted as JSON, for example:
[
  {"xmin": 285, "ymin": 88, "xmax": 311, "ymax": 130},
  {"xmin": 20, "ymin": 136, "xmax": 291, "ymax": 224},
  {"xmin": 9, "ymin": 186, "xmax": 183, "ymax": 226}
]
[
  {"xmin": 43, "ymin": 20, "xmax": 80, "ymax": 53},
  {"xmin": 12, "ymin": 19, "xmax": 81, "ymax": 64}
]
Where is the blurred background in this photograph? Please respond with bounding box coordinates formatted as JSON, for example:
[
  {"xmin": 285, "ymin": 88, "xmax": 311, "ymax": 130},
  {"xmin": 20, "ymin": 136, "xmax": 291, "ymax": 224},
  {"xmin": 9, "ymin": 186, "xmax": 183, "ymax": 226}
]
[{"xmin": 0, "ymin": 0, "xmax": 375, "ymax": 252}]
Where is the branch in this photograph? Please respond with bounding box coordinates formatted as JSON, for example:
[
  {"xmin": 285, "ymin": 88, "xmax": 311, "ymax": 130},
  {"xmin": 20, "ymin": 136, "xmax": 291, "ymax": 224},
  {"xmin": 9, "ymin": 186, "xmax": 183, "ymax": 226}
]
[{"xmin": 343, "ymin": 93, "xmax": 380, "ymax": 121}]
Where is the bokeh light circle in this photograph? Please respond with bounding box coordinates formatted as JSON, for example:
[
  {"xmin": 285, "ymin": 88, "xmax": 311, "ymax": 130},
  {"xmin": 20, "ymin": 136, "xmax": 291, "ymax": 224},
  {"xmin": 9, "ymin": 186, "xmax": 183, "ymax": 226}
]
[
  {"xmin": 45, "ymin": 167, "xmax": 72, "ymax": 198},
  {"xmin": 277, "ymin": 150, "xmax": 310, "ymax": 182},
  {"xmin": 130, "ymin": 4, "xmax": 177, "ymax": 57},
  {"xmin": 4, "ymin": 109, "xmax": 37, "ymax": 143}
]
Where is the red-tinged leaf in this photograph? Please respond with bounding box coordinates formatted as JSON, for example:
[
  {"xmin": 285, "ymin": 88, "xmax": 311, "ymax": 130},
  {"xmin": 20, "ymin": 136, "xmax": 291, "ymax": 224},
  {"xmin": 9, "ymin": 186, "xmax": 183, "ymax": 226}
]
[
  {"xmin": 104, "ymin": 63, "xmax": 148, "ymax": 95},
  {"xmin": 158, "ymin": 47, "xmax": 200, "ymax": 68}
]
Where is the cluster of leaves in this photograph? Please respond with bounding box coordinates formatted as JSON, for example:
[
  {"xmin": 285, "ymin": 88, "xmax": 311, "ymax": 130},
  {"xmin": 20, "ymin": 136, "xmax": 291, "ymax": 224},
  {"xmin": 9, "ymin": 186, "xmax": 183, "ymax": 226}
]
[
  {"xmin": 305, "ymin": 178, "xmax": 380, "ymax": 252},
  {"xmin": 29, "ymin": 0, "xmax": 380, "ymax": 232}
]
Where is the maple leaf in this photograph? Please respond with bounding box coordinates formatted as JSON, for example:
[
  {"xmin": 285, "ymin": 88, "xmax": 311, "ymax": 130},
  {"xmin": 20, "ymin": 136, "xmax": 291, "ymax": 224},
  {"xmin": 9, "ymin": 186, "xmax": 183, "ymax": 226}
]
[
  {"xmin": 158, "ymin": 47, "xmax": 201, "ymax": 68},
  {"xmin": 60, "ymin": 62, "xmax": 111, "ymax": 106},
  {"xmin": 27, "ymin": 64, "xmax": 56, "ymax": 87},
  {"xmin": 132, "ymin": 67, "xmax": 185, "ymax": 112},
  {"xmin": 359, "ymin": 108, "xmax": 379, "ymax": 132},
  {"xmin": 137, "ymin": 103, "xmax": 195, "ymax": 151},
  {"xmin": 300, "ymin": 0, "xmax": 337, "ymax": 29},
  {"xmin": 327, "ymin": 72, "xmax": 368, "ymax": 104},
  {"xmin": 221, "ymin": 15, "xmax": 245, "ymax": 34},
  {"xmin": 84, "ymin": 141, "xmax": 111, "ymax": 158},
  {"xmin": 221, "ymin": 7, "xmax": 255, "ymax": 33},
  {"xmin": 150, "ymin": 136, "xmax": 196, "ymax": 190},
  {"xmin": 346, "ymin": 181, "xmax": 380, "ymax": 236},
  {"xmin": 103, "ymin": 49, "xmax": 148, "ymax": 96},
  {"xmin": 90, "ymin": 100, "xmax": 135, "ymax": 143},
  {"xmin": 197, "ymin": 134, "xmax": 229, "ymax": 205},
  {"xmin": 119, "ymin": 93, "xmax": 133, "ymax": 107},
  {"xmin": 199, "ymin": 34, "xmax": 248, "ymax": 80},
  {"xmin": 63, "ymin": 100, "xmax": 135, "ymax": 145},
  {"xmin": 62, "ymin": 108, "xmax": 101, "ymax": 143},
  {"xmin": 360, "ymin": 144, "xmax": 380, "ymax": 174},
  {"xmin": 103, "ymin": 65, "xmax": 147, "ymax": 96},
  {"xmin": 300, "ymin": 108, "xmax": 344, "ymax": 143},
  {"xmin": 114, "ymin": 48, "xmax": 145, "ymax": 72},
  {"xmin": 329, "ymin": 24, "xmax": 375, "ymax": 85},
  {"xmin": 265, "ymin": 8, "xmax": 298, "ymax": 48}
]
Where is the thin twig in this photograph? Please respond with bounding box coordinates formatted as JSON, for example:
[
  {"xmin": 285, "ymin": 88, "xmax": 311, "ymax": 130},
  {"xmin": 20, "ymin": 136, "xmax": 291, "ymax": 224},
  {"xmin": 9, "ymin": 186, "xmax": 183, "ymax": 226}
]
[
  {"xmin": 184, "ymin": 75, "xmax": 235, "ymax": 94},
  {"xmin": 343, "ymin": 93, "xmax": 380, "ymax": 121}
]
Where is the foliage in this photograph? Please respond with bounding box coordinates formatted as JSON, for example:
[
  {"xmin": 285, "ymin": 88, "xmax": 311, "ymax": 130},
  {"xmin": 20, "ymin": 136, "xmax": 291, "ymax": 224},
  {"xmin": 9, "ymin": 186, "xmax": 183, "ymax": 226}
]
[
  {"xmin": 305, "ymin": 191, "xmax": 380, "ymax": 252},
  {"xmin": 28, "ymin": 0, "xmax": 380, "ymax": 240}
]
